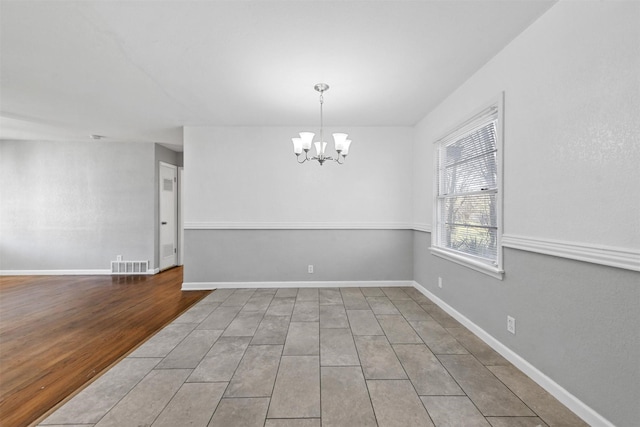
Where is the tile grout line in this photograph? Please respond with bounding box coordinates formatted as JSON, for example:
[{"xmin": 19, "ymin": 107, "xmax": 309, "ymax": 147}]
[
  {"xmin": 357, "ymin": 289, "xmax": 381, "ymax": 426},
  {"xmin": 87, "ymin": 356, "xmax": 164, "ymax": 426},
  {"xmin": 392, "ymin": 288, "xmax": 479, "ymax": 425},
  {"xmin": 263, "ymin": 290, "xmax": 293, "ymax": 421},
  {"xmin": 404, "ymin": 303, "xmax": 476, "ymax": 414},
  {"xmin": 388, "ymin": 288, "xmax": 438, "ymax": 426},
  {"xmin": 204, "ymin": 288, "xmax": 257, "ymax": 426},
  {"xmin": 400, "ymin": 295, "xmax": 473, "ymax": 406},
  {"xmin": 198, "ymin": 288, "xmax": 240, "ymax": 427}
]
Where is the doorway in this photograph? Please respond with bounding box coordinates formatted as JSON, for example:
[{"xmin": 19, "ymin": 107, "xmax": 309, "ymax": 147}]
[{"xmin": 159, "ymin": 161, "xmax": 178, "ymax": 271}]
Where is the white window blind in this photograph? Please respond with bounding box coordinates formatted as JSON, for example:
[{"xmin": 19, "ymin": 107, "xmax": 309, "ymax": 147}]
[{"xmin": 434, "ymin": 104, "xmax": 501, "ymax": 271}]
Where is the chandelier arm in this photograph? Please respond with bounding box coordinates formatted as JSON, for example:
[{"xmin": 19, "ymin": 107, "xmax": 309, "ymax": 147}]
[
  {"xmin": 335, "ymin": 156, "xmax": 344, "ymax": 165},
  {"xmin": 296, "ymin": 150, "xmax": 312, "ymax": 163}
]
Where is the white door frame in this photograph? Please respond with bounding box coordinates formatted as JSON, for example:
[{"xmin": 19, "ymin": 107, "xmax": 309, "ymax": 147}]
[
  {"xmin": 159, "ymin": 161, "xmax": 178, "ymax": 271},
  {"xmin": 178, "ymin": 166, "xmax": 184, "ymax": 266}
]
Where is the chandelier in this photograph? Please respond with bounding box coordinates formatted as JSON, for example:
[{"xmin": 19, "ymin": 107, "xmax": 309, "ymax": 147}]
[{"xmin": 292, "ymin": 83, "xmax": 351, "ymax": 166}]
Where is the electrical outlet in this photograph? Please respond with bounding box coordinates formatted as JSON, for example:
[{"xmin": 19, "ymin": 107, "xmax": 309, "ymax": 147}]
[
  {"xmin": 308, "ymin": 265, "xmax": 314, "ymax": 274},
  {"xmin": 116, "ymin": 255, "xmax": 122, "ymax": 261},
  {"xmin": 507, "ymin": 315, "xmax": 516, "ymax": 334},
  {"xmin": 438, "ymin": 277, "xmax": 443, "ymax": 288}
]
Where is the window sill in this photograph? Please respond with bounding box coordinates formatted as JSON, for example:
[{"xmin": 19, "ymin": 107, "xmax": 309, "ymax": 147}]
[{"xmin": 429, "ymin": 247, "xmax": 504, "ymax": 280}]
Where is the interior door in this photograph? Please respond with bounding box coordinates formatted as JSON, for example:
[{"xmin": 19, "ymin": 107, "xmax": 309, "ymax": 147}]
[{"xmin": 159, "ymin": 162, "xmax": 178, "ymax": 271}]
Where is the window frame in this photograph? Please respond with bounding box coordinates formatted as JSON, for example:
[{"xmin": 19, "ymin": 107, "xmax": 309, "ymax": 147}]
[{"xmin": 430, "ymin": 94, "xmax": 504, "ymax": 280}]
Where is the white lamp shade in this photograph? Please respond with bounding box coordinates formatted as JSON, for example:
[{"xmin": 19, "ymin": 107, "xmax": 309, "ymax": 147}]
[
  {"xmin": 341, "ymin": 139, "xmax": 352, "ymax": 155},
  {"xmin": 292, "ymin": 138, "xmax": 303, "ymax": 154},
  {"xmin": 314, "ymin": 141, "xmax": 327, "ymax": 156},
  {"xmin": 299, "ymin": 132, "xmax": 314, "ymax": 150},
  {"xmin": 333, "ymin": 133, "xmax": 348, "ymax": 151}
]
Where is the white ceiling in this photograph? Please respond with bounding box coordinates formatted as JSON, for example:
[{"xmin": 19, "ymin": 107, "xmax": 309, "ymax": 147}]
[{"xmin": 0, "ymin": 0, "xmax": 555, "ymax": 149}]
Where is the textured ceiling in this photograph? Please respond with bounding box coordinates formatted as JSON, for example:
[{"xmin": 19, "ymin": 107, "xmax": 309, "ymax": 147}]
[{"xmin": 0, "ymin": 0, "xmax": 555, "ymax": 147}]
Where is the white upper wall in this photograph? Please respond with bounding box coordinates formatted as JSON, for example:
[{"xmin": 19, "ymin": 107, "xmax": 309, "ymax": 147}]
[
  {"xmin": 413, "ymin": 1, "xmax": 640, "ymax": 250},
  {"xmin": 184, "ymin": 126, "xmax": 413, "ymax": 227}
]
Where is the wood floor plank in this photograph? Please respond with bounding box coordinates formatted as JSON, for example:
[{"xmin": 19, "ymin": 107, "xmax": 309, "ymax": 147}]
[{"xmin": 0, "ymin": 267, "xmax": 209, "ymax": 427}]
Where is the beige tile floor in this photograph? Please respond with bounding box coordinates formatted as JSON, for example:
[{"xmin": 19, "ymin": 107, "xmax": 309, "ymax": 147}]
[{"xmin": 39, "ymin": 287, "xmax": 588, "ymax": 427}]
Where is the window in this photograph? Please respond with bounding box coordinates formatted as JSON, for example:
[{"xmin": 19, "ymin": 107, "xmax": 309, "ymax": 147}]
[{"xmin": 431, "ymin": 98, "xmax": 503, "ymax": 279}]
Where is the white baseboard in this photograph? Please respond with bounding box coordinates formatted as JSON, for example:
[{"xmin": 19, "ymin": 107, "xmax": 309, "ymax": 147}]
[
  {"xmin": 182, "ymin": 280, "xmax": 414, "ymax": 291},
  {"xmin": 412, "ymin": 280, "xmax": 614, "ymax": 427},
  {"xmin": 0, "ymin": 268, "xmax": 158, "ymax": 276},
  {"xmin": 0, "ymin": 269, "xmax": 113, "ymax": 276}
]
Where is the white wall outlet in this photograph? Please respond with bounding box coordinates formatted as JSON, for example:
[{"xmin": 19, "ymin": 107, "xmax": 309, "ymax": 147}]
[
  {"xmin": 507, "ymin": 315, "xmax": 516, "ymax": 334},
  {"xmin": 438, "ymin": 277, "xmax": 443, "ymax": 288},
  {"xmin": 116, "ymin": 255, "xmax": 122, "ymax": 261},
  {"xmin": 308, "ymin": 264, "xmax": 314, "ymax": 274}
]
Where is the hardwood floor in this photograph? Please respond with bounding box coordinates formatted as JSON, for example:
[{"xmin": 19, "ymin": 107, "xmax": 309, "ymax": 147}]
[{"xmin": 0, "ymin": 267, "xmax": 209, "ymax": 427}]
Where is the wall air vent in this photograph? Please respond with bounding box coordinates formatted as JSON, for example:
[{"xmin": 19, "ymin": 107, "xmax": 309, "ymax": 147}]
[{"xmin": 110, "ymin": 260, "xmax": 150, "ymax": 275}]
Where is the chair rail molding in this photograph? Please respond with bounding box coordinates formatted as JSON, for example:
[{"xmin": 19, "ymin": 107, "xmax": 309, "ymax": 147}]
[{"xmin": 501, "ymin": 234, "xmax": 640, "ymax": 272}]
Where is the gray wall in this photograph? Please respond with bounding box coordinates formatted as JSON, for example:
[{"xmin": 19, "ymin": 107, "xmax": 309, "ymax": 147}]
[
  {"xmin": 0, "ymin": 140, "xmax": 156, "ymax": 271},
  {"xmin": 184, "ymin": 229, "xmax": 413, "ymax": 283},
  {"xmin": 414, "ymin": 231, "xmax": 640, "ymax": 426}
]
